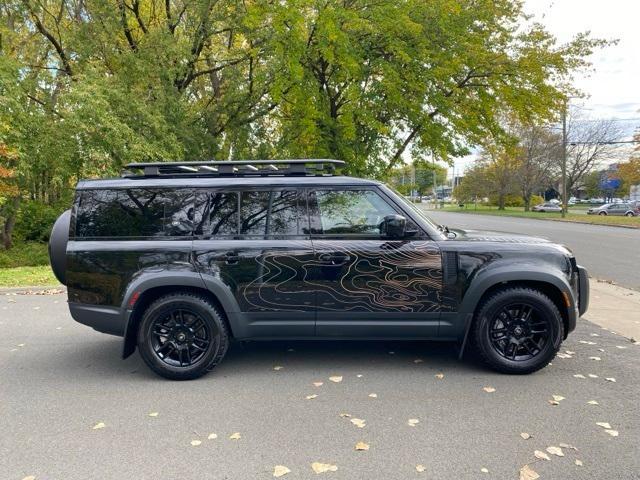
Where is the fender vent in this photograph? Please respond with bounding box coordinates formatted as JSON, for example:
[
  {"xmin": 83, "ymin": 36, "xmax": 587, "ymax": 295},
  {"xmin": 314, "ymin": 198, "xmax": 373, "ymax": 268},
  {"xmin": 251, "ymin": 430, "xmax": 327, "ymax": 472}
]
[{"xmin": 443, "ymin": 251, "xmax": 458, "ymax": 285}]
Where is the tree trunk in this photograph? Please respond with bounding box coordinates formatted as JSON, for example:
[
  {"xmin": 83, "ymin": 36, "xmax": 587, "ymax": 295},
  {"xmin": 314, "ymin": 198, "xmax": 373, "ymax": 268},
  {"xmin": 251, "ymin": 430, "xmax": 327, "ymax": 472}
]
[
  {"xmin": 498, "ymin": 193, "xmax": 505, "ymax": 210},
  {"xmin": 523, "ymin": 192, "xmax": 531, "ymax": 212},
  {"xmin": 1, "ymin": 197, "xmax": 20, "ymax": 250}
]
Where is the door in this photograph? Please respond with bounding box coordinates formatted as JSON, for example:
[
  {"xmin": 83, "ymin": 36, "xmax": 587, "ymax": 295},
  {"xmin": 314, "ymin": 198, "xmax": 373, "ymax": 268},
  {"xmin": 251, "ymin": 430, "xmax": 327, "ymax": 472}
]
[
  {"xmin": 192, "ymin": 188, "xmax": 316, "ymax": 338},
  {"xmin": 308, "ymin": 188, "xmax": 443, "ymax": 338}
]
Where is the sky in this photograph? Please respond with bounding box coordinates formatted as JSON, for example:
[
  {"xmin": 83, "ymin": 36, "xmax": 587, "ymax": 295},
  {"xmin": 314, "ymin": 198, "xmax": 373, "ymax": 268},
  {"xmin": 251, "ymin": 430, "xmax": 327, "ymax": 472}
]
[{"xmin": 447, "ymin": 0, "xmax": 640, "ymax": 177}]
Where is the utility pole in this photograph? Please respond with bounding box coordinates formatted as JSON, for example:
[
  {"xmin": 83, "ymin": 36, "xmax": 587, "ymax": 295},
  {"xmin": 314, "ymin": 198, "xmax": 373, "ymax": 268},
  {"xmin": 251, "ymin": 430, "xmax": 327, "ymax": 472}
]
[{"xmin": 561, "ymin": 100, "xmax": 568, "ymax": 218}]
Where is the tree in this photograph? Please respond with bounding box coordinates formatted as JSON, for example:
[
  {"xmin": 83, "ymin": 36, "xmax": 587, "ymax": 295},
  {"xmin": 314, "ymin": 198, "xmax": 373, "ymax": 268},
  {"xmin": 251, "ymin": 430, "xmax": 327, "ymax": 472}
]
[{"xmin": 386, "ymin": 161, "xmax": 447, "ymax": 196}]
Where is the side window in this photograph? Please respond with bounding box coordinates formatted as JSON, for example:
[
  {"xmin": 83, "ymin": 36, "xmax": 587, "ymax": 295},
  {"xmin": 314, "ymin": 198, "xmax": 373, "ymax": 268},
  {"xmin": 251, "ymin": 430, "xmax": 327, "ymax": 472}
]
[
  {"xmin": 240, "ymin": 190, "xmax": 305, "ymax": 237},
  {"xmin": 193, "ymin": 189, "xmax": 306, "ymax": 238},
  {"xmin": 311, "ymin": 189, "xmax": 398, "ymax": 235},
  {"xmin": 194, "ymin": 191, "xmax": 239, "ymax": 236},
  {"xmin": 76, "ymin": 188, "xmax": 193, "ymax": 238}
]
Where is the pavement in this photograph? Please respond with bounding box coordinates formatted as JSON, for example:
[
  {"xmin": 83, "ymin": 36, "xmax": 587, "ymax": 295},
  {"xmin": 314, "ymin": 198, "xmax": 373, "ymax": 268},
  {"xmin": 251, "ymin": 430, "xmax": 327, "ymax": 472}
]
[
  {"xmin": 1, "ymin": 287, "xmax": 639, "ymax": 480},
  {"xmin": 424, "ymin": 208, "xmax": 640, "ymax": 291}
]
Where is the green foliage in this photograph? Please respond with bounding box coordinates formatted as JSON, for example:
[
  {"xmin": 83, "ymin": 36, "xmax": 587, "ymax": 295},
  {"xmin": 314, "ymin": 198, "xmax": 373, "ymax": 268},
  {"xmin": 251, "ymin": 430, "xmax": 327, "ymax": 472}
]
[
  {"xmin": 0, "ymin": 242, "xmax": 50, "ymax": 268},
  {"xmin": 530, "ymin": 194, "xmax": 545, "ymax": 206},
  {"xmin": 14, "ymin": 201, "xmax": 66, "ymax": 243},
  {"xmin": 488, "ymin": 194, "xmax": 524, "ymax": 207}
]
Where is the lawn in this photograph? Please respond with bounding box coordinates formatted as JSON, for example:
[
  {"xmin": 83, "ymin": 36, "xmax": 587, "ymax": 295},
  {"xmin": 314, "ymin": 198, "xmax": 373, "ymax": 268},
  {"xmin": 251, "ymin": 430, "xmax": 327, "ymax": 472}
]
[
  {"xmin": 0, "ymin": 242, "xmax": 59, "ymax": 287},
  {"xmin": 438, "ymin": 205, "xmax": 640, "ymax": 228}
]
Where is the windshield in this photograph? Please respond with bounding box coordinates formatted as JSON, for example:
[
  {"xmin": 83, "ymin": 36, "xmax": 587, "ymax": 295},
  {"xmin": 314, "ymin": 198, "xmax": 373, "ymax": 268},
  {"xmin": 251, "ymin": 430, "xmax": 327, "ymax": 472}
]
[{"xmin": 384, "ymin": 186, "xmax": 444, "ymax": 236}]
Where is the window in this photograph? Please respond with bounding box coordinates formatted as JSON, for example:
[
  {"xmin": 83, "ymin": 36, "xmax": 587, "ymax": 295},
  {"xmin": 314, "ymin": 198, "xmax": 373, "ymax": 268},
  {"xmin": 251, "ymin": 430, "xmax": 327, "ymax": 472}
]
[
  {"xmin": 194, "ymin": 189, "xmax": 305, "ymax": 238},
  {"xmin": 76, "ymin": 188, "xmax": 194, "ymax": 238},
  {"xmin": 312, "ymin": 189, "xmax": 398, "ymax": 235}
]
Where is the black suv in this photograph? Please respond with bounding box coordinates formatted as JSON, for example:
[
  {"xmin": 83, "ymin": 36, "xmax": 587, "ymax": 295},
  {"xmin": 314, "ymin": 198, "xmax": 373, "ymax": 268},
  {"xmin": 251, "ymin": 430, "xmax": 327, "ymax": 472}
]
[{"xmin": 49, "ymin": 159, "xmax": 589, "ymax": 380}]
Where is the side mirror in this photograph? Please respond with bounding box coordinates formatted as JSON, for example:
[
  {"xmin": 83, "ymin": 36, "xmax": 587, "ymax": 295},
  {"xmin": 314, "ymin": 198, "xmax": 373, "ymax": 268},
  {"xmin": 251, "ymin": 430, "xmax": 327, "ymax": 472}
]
[{"xmin": 381, "ymin": 214, "xmax": 406, "ymax": 238}]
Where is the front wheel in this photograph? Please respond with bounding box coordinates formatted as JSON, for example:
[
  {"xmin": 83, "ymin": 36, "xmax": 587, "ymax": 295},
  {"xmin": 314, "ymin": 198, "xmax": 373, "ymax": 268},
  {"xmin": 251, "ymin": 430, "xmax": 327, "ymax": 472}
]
[
  {"xmin": 625, "ymin": 212, "xmax": 634, "ymax": 217},
  {"xmin": 471, "ymin": 287, "xmax": 564, "ymax": 374},
  {"xmin": 599, "ymin": 211, "xmax": 607, "ymax": 216},
  {"xmin": 137, "ymin": 292, "xmax": 230, "ymax": 380}
]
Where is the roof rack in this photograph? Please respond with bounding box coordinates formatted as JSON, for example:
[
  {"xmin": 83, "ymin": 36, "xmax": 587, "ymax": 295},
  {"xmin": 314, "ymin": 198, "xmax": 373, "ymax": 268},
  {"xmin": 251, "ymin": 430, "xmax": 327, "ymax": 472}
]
[{"xmin": 122, "ymin": 159, "xmax": 345, "ymax": 178}]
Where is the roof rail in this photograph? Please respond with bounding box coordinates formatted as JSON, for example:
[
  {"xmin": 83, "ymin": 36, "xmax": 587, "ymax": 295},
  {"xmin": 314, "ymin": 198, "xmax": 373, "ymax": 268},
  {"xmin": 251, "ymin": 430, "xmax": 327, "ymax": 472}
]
[{"xmin": 122, "ymin": 159, "xmax": 345, "ymax": 178}]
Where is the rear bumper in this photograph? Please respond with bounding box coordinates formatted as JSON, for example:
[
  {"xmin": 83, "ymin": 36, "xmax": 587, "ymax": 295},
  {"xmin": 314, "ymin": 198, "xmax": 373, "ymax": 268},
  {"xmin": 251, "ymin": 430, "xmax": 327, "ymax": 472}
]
[
  {"xmin": 577, "ymin": 265, "xmax": 589, "ymax": 317},
  {"xmin": 69, "ymin": 302, "xmax": 126, "ymax": 336}
]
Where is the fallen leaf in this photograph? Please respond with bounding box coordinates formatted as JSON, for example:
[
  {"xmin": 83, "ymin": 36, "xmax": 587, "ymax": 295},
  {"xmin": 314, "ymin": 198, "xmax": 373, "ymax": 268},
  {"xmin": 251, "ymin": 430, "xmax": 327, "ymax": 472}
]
[
  {"xmin": 534, "ymin": 450, "xmax": 550, "ymax": 461},
  {"xmin": 605, "ymin": 429, "xmax": 619, "ymax": 437},
  {"xmin": 416, "ymin": 464, "xmax": 426, "ymax": 472},
  {"xmin": 350, "ymin": 418, "xmax": 366, "ymax": 428},
  {"xmin": 356, "ymin": 374, "xmax": 363, "ymax": 378},
  {"xmin": 311, "ymin": 462, "xmax": 337, "ymax": 474},
  {"xmin": 483, "ymin": 387, "xmax": 496, "ymax": 393},
  {"xmin": 589, "ymin": 356, "xmax": 601, "ymax": 361},
  {"xmin": 17, "ymin": 343, "xmax": 25, "ymax": 347},
  {"xmin": 546, "ymin": 446, "xmax": 564, "ymax": 457},
  {"xmin": 598, "ymin": 348, "xmax": 605, "ymax": 352},
  {"xmin": 21, "ymin": 476, "xmax": 35, "ymax": 480},
  {"xmin": 339, "ymin": 413, "xmax": 351, "ymax": 418},
  {"xmin": 434, "ymin": 373, "xmax": 444, "ymax": 379},
  {"xmin": 573, "ymin": 374, "xmax": 586, "ymax": 379},
  {"xmin": 329, "ymin": 376, "xmax": 343, "ymax": 383},
  {"xmin": 559, "ymin": 442, "xmax": 577, "ymax": 450},
  {"xmin": 605, "ymin": 377, "xmax": 616, "ymax": 382},
  {"xmin": 207, "ymin": 433, "xmax": 218, "ymax": 440},
  {"xmin": 615, "ymin": 346, "xmax": 627, "ymax": 349},
  {"xmin": 548, "ymin": 400, "xmax": 560, "ymax": 406},
  {"xmin": 190, "ymin": 440, "xmax": 201, "ymax": 446},
  {"xmin": 229, "ymin": 432, "xmax": 241, "ymax": 440},
  {"xmin": 519, "ymin": 464, "xmax": 540, "ymax": 480},
  {"xmin": 590, "ymin": 333, "xmax": 600, "ymax": 337},
  {"xmin": 306, "ymin": 394, "xmax": 318, "ymax": 400},
  {"xmin": 565, "ymin": 350, "xmax": 576, "ymax": 355},
  {"xmin": 520, "ymin": 432, "xmax": 531, "ymax": 440},
  {"xmin": 552, "ymin": 395, "xmax": 565, "ymax": 402},
  {"xmin": 414, "ymin": 359, "xmax": 424, "ymax": 364},
  {"xmin": 313, "ymin": 382, "xmax": 323, "ymax": 387},
  {"xmin": 148, "ymin": 412, "xmax": 159, "ymax": 417},
  {"xmin": 596, "ymin": 422, "xmax": 612, "ymax": 429},
  {"xmin": 354, "ymin": 441, "xmax": 370, "ymax": 451},
  {"xmin": 588, "ymin": 374, "xmax": 599, "ymax": 378},
  {"xmin": 579, "ymin": 340, "xmax": 596, "ymax": 345},
  {"xmin": 273, "ymin": 465, "xmax": 291, "ymax": 477},
  {"xmin": 368, "ymin": 393, "xmax": 378, "ymax": 398},
  {"xmin": 557, "ymin": 353, "xmax": 572, "ymax": 359},
  {"xmin": 575, "ymin": 459, "xmax": 583, "ymax": 466},
  {"xmin": 480, "ymin": 467, "xmax": 489, "ymax": 473},
  {"xmin": 273, "ymin": 366, "xmax": 283, "ymax": 371},
  {"xmin": 407, "ymin": 418, "xmax": 420, "ymax": 427},
  {"xmin": 92, "ymin": 422, "xmax": 105, "ymax": 430},
  {"xmin": 587, "ymin": 400, "xmax": 599, "ymax": 405}
]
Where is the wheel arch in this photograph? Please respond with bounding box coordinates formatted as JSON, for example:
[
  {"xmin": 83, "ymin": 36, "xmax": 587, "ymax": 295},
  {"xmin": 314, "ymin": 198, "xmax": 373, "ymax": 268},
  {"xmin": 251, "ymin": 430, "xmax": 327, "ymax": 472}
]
[{"xmin": 121, "ymin": 275, "xmax": 240, "ymax": 359}]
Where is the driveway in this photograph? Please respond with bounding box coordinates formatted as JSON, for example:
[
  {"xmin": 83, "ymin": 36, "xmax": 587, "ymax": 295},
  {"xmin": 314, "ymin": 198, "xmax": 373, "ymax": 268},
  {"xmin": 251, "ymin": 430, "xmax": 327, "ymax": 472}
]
[{"xmin": 2, "ymin": 292, "xmax": 639, "ymax": 480}]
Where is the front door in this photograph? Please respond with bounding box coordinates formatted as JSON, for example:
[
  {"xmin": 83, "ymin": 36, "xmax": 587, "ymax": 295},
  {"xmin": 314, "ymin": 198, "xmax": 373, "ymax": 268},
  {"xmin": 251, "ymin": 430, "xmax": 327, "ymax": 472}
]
[
  {"xmin": 192, "ymin": 188, "xmax": 316, "ymax": 338},
  {"xmin": 308, "ymin": 188, "xmax": 443, "ymax": 338}
]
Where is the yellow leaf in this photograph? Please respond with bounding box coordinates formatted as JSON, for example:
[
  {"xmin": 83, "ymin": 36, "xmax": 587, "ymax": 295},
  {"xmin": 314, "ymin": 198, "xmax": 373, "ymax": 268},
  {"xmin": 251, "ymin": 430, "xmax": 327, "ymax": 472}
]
[
  {"xmin": 587, "ymin": 400, "xmax": 599, "ymax": 405},
  {"xmin": 207, "ymin": 433, "xmax": 218, "ymax": 440},
  {"xmin": 190, "ymin": 440, "xmax": 201, "ymax": 446},
  {"xmin": 306, "ymin": 394, "xmax": 318, "ymax": 400},
  {"xmin": 546, "ymin": 446, "xmax": 564, "ymax": 457},
  {"xmin": 407, "ymin": 418, "xmax": 420, "ymax": 427},
  {"xmin": 329, "ymin": 376, "xmax": 343, "ymax": 383},
  {"xmin": 416, "ymin": 464, "xmax": 426, "ymax": 472},
  {"xmin": 273, "ymin": 465, "xmax": 291, "ymax": 477},
  {"xmin": 552, "ymin": 395, "xmax": 565, "ymax": 402},
  {"xmin": 368, "ymin": 393, "xmax": 377, "ymax": 398},
  {"xmin": 339, "ymin": 413, "xmax": 351, "ymax": 418},
  {"xmin": 354, "ymin": 441, "xmax": 370, "ymax": 451},
  {"xmin": 596, "ymin": 422, "xmax": 611, "ymax": 429},
  {"xmin": 519, "ymin": 464, "xmax": 540, "ymax": 480},
  {"xmin": 21, "ymin": 476, "xmax": 36, "ymax": 480},
  {"xmin": 483, "ymin": 387, "xmax": 495, "ymax": 393},
  {"xmin": 434, "ymin": 373, "xmax": 444, "ymax": 379},
  {"xmin": 605, "ymin": 377, "xmax": 616, "ymax": 382},
  {"xmin": 520, "ymin": 432, "xmax": 531, "ymax": 440},
  {"xmin": 273, "ymin": 366, "xmax": 283, "ymax": 371},
  {"xmin": 605, "ymin": 429, "xmax": 619, "ymax": 437},
  {"xmin": 575, "ymin": 459, "xmax": 584, "ymax": 466},
  {"xmin": 148, "ymin": 412, "xmax": 159, "ymax": 417},
  {"xmin": 313, "ymin": 382, "xmax": 323, "ymax": 387},
  {"xmin": 350, "ymin": 418, "xmax": 366, "ymax": 428},
  {"xmin": 229, "ymin": 432, "xmax": 241, "ymax": 440},
  {"xmin": 480, "ymin": 467, "xmax": 489, "ymax": 473},
  {"xmin": 311, "ymin": 462, "xmax": 337, "ymax": 474},
  {"xmin": 534, "ymin": 450, "xmax": 550, "ymax": 461},
  {"xmin": 92, "ymin": 422, "xmax": 105, "ymax": 430}
]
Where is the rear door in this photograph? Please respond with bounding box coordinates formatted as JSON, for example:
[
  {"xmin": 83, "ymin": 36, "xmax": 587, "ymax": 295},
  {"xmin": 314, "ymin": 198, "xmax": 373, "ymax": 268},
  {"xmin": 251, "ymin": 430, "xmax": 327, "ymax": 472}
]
[
  {"xmin": 192, "ymin": 188, "xmax": 316, "ymax": 338},
  {"xmin": 308, "ymin": 187, "xmax": 443, "ymax": 338}
]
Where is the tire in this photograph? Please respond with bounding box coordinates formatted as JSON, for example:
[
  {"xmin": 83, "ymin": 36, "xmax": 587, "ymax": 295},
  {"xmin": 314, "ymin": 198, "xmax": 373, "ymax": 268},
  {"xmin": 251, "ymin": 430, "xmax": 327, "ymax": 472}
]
[
  {"xmin": 471, "ymin": 287, "xmax": 564, "ymax": 374},
  {"xmin": 625, "ymin": 212, "xmax": 633, "ymax": 217},
  {"xmin": 137, "ymin": 292, "xmax": 230, "ymax": 380},
  {"xmin": 599, "ymin": 211, "xmax": 607, "ymax": 216}
]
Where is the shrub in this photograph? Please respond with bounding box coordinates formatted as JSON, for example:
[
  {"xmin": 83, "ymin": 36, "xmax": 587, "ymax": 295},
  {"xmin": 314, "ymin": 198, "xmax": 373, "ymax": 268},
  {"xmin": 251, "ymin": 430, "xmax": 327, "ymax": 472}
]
[
  {"xmin": 488, "ymin": 194, "xmax": 524, "ymax": 207},
  {"xmin": 14, "ymin": 201, "xmax": 64, "ymax": 243},
  {"xmin": 529, "ymin": 194, "xmax": 544, "ymax": 206}
]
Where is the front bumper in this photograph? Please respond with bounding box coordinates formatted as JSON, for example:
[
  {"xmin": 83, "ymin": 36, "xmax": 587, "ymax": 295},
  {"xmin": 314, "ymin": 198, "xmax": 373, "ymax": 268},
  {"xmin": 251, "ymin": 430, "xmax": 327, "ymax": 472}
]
[{"xmin": 577, "ymin": 265, "xmax": 589, "ymax": 316}]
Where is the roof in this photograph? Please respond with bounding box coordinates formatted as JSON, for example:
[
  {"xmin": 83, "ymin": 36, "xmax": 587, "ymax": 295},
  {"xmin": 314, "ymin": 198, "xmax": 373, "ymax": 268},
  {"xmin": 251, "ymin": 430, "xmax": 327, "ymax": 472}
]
[{"xmin": 76, "ymin": 175, "xmax": 381, "ymax": 190}]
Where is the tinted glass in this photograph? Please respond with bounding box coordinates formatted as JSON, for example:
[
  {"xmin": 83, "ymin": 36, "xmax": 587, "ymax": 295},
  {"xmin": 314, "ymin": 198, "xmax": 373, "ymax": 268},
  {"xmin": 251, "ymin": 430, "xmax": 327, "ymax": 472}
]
[
  {"xmin": 313, "ymin": 190, "xmax": 397, "ymax": 235},
  {"xmin": 76, "ymin": 189, "xmax": 193, "ymax": 238},
  {"xmin": 240, "ymin": 190, "xmax": 304, "ymax": 237},
  {"xmin": 194, "ymin": 192, "xmax": 239, "ymax": 236}
]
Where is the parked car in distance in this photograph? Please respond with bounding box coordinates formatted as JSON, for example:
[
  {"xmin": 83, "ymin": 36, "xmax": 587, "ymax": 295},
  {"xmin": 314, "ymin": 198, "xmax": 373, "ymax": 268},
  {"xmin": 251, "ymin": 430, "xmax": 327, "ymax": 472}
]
[
  {"xmin": 48, "ymin": 159, "xmax": 589, "ymax": 380},
  {"xmin": 532, "ymin": 202, "xmax": 562, "ymax": 212},
  {"xmin": 587, "ymin": 203, "xmax": 638, "ymax": 216}
]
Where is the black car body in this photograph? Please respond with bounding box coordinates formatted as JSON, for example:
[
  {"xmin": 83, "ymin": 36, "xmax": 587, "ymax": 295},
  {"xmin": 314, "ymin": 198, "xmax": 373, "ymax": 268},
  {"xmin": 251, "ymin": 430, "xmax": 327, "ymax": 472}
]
[{"xmin": 49, "ymin": 160, "xmax": 589, "ymax": 379}]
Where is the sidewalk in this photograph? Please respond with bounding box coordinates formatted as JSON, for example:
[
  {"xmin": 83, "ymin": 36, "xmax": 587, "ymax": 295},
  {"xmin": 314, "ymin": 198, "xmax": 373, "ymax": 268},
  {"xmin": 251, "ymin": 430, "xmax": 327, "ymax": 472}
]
[{"xmin": 585, "ymin": 279, "xmax": 640, "ymax": 340}]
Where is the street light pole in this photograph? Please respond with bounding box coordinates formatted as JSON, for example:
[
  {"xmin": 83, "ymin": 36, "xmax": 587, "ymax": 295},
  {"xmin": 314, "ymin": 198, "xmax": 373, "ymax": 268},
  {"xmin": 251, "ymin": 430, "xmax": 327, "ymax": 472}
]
[{"xmin": 561, "ymin": 100, "xmax": 568, "ymax": 218}]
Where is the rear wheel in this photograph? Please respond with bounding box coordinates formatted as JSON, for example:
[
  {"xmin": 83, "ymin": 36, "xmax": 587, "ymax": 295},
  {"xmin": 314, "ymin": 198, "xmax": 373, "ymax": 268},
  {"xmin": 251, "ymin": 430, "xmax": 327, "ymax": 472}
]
[
  {"xmin": 599, "ymin": 211, "xmax": 607, "ymax": 216},
  {"xmin": 471, "ymin": 287, "xmax": 564, "ymax": 374},
  {"xmin": 137, "ymin": 292, "xmax": 229, "ymax": 380},
  {"xmin": 625, "ymin": 212, "xmax": 634, "ymax": 217}
]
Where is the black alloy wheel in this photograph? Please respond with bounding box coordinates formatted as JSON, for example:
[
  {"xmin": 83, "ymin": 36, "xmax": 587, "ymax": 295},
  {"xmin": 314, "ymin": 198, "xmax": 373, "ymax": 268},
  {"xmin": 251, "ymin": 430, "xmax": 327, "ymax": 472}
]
[
  {"xmin": 138, "ymin": 292, "xmax": 229, "ymax": 380},
  {"xmin": 471, "ymin": 287, "xmax": 563, "ymax": 374}
]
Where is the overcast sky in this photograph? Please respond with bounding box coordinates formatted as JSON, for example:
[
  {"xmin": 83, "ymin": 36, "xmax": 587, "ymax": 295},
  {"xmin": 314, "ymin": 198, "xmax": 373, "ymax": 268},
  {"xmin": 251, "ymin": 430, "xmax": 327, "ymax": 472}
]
[{"xmin": 448, "ymin": 0, "xmax": 640, "ymax": 176}]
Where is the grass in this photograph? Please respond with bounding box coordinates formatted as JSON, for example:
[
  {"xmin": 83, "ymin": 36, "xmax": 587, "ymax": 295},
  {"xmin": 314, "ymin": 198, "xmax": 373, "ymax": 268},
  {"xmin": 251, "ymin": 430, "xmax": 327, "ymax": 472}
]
[
  {"xmin": 439, "ymin": 205, "xmax": 640, "ymax": 228},
  {"xmin": 0, "ymin": 265, "xmax": 58, "ymax": 288},
  {"xmin": 0, "ymin": 242, "xmax": 58, "ymax": 288}
]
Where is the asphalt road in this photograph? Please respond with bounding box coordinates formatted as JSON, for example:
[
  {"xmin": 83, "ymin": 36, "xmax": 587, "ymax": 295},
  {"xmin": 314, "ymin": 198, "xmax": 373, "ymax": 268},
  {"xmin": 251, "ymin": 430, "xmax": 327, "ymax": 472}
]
[
  {"xmin": 424, "ymin": 209, "xmax": 640, "ymax": 291},
  {"xmin": 2, "ymin": 292, "xmax": 639, "ymax": 480}
]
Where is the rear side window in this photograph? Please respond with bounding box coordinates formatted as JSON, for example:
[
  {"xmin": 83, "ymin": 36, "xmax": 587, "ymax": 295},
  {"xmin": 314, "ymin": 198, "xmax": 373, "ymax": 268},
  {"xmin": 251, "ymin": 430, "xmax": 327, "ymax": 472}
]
[
  {"xmin": 76, "ymin": 188, "xmax": 194, "ymax": 238},
  {"xmin": 194, "ymin": 189, "xmax": 307, "ymax": 238}
]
